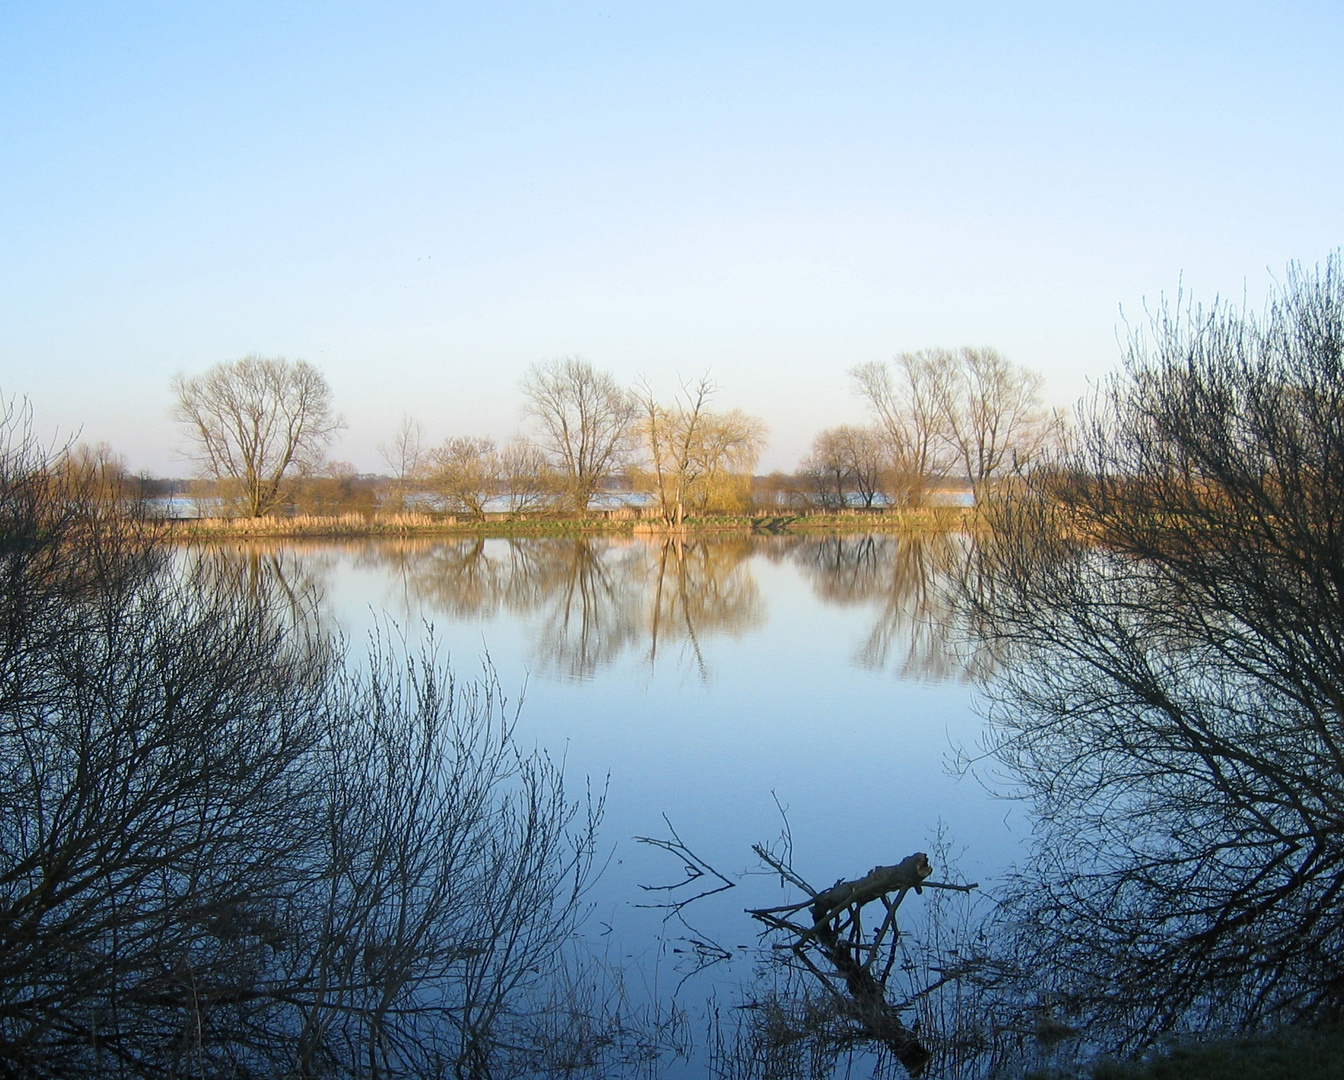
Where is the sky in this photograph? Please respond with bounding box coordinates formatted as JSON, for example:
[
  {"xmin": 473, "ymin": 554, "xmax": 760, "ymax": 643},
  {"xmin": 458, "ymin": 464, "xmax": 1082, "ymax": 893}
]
[{"xmin": 2, "ymin": 2, "xmax": 1341, "ymax": 476}]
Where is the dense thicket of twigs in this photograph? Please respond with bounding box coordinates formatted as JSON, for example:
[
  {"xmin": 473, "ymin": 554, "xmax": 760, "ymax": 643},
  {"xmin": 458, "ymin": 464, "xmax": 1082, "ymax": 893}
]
[
  {"xmin": 0, "ymin": 402, "xmax": 650, "ymax": 1079},
  {"xmin": 969, "ymin": 257, "xmax": 1344, "ymax": 1050}
]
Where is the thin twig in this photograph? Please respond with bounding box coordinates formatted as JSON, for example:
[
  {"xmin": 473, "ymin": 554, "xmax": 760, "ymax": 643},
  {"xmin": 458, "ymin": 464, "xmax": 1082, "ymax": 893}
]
[{"xmin": 634, "ymin": 815, "xmax": 736, "ymax": 914}]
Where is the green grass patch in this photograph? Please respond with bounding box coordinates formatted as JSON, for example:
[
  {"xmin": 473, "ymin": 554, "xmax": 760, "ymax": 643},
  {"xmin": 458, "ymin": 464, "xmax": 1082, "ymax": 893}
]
[{"xmin": 1063, "ymin": 1026, "xmax": 1344, "ymax": 1080}]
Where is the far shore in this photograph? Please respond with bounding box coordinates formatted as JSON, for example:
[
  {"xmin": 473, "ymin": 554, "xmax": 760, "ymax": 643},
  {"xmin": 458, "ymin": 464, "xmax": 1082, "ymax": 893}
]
[{"xmin": 162, "ymin": 506, "xmax": 973, "ymax": 541}]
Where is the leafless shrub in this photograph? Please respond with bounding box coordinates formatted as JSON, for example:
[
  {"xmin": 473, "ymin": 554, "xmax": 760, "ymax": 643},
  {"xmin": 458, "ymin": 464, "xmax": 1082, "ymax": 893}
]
[
  {"xmin": 965, "ymin": 255, "xmax": 1344, "ymax": 1052},
  {"xmin": 0, "ymin": 402, "xmax": 654, "ymax": 1079}
]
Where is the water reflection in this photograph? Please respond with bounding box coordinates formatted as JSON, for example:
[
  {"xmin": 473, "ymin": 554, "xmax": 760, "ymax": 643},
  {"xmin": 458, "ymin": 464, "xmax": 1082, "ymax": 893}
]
[
  {"xmin": 185, "ymin": 532, "xmax": 981, "ymax": 682},
  {"xmin": 180, "ymin": 542, "xmax": 336, "ymax": 634},
  {"xmin": 789, "ymin": 532, "xmax": 977, "ymax": 681},
  {"xmin": 359, "ymin": 536, "xmax": 765, "ymax": 679},
  {"xmin": 173, "ymin": 531, "xmax": 1000, "ymax": 1078}
]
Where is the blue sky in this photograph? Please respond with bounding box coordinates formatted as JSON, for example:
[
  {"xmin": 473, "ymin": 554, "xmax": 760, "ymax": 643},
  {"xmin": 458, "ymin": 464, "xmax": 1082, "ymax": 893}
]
[{"xmin": 2, "ymin": 2, "xmax": 1341, "ymax": 474}]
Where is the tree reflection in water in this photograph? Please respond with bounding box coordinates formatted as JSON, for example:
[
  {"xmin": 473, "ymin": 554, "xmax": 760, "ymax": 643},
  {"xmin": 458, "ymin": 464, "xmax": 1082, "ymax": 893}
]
[
  {"xmin": 178, "ymin": 541, "xmax": 338, "ymax": 638},
  {"xmin": 351, "ymin": 535, "xmax": 765, "ymax": 680},
  {"xmin": 186, "ymin": 532, "xmax": 983, "ymax": 684},
  {"xmin": 790, "ymin": 532, "xmax": 983, "ymax": 682}
]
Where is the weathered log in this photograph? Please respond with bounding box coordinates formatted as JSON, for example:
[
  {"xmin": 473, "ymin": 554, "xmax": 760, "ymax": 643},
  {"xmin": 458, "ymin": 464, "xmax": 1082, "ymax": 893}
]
[
  {"xmin": 799, "ymin": 853, "xmax": 933, "ymax": 1076},
  {"xmin": 809, "ymin": 852, "xmax": 932, "ymax": 925},
  {"xmin": 746, "ymin": 850, "xmax": 968, "ymax": 1077}
]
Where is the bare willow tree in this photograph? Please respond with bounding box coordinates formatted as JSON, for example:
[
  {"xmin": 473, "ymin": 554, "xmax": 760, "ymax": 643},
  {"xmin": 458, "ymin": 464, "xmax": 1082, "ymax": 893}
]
[
  {"xmin": 967, "ymin": 256, "xmax": 1344, "ymax": 1051},
  {"xmin": 521, "ymin": 357, "xmax": 639, "ymax": 513},
  {"xmin": 640, "ymin": 376, "xmax": 767, "ymax": 525},
  {"xmin": 691, "ymin": 409, "xmax": 768, "ymax": 515},
  {"xmin": 173, "ymin": 355, "xmax": 344, "ymax": 517}
]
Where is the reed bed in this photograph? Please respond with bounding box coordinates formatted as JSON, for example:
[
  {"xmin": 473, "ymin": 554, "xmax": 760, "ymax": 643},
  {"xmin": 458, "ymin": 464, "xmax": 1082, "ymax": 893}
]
[
  {"xmin": 166, "ymin": 506, "xmax": 973, "ymax": 541},
  {"xmin": 172, "ymin": 512, "xmax": 453, "ymax": 538}
]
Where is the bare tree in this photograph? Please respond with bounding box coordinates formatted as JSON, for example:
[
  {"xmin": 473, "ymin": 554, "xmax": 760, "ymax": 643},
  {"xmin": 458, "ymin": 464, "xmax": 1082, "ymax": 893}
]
[
  {"xmin": 498, "ymin": 438, "xmax": 559, "ymax": 513},
  {"xmin": 521, "ymin": 357, "xmax": 639, "ymax": 514},
  {"xmin": 641, "ymin": 375, "xmax": 713, "ymax": 527},
  {"xmin": 751, "ymin": 471, "xmax": 815, "ymax": 511},
  {"xmin": 378, "ymin": 413, "xmax": 424, "ymax": 511},
  {"xmin": 850, "ymin": 353, "xmax": 954, "ymax": 507},
  {"xmin": 0, "ymin": 406, "xmax": 656, "ymax": 1079},
  {"xmin": 967, "ymin": 255, "xmax": 1344, "ymax": 1051},
  {"xmin": 172, "ymin": 355, "xmax": 344, "ymax": 517},
  {"xmin": 640, "ymin": 377, "xmax": 767, "ymax": 525},
  {"xmin": 800, "ymin": 425, "xmax": 888, "ymax": 510},
  {"xmin": 853, "ymin": 348, "xmax": 1055, "ymax": 508},
  {"xmin": 60, "ymin": 441, "xmax": 135, "ymax": 499},
  {"xmin": 935, "ymin": 347, "xmax": 1055, "ymax": 503},
  {"xmin": 426, "ymin": 435, "xmax": 500, "ymax": 519}
]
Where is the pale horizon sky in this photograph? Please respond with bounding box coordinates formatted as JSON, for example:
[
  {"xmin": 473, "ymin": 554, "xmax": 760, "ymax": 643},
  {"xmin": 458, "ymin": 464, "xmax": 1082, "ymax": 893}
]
[{"xmin": 2, "ymin": 2, "xmax": 1341, "ymax": 476}]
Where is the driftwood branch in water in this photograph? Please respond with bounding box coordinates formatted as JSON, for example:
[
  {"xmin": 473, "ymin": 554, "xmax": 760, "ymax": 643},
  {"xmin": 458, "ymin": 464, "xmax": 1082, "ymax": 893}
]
[
  {"xmin": 811, "ymin": 852, "xmax": 932, "ymax": 922},
  {"xmin": 747, "ymin": 849, "xmax": 979, "ymax": 1078}
]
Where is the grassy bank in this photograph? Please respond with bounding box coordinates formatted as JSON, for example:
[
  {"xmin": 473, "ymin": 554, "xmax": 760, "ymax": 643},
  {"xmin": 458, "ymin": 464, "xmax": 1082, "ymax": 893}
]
[
  {"xmin": 1036, "ymin": 1026, "xmax": 1344, "ymax": 1080},
  {"xmin": 162, "ymin": 506, "xmax": 973, "ymax": 540}
]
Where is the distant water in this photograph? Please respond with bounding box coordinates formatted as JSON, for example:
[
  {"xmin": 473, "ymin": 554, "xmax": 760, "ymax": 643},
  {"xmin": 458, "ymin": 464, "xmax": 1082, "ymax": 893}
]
[{"xmin": 185, "ymin": 532, "xmax": 1021, "ymax": 1053}]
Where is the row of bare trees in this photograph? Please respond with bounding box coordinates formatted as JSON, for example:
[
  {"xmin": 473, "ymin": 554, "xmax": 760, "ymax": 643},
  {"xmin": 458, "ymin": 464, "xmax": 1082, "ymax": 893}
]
[
  {"xmin": 171, "ymin": 349, "xmax": 1049, "ymax": 519},
  {"xmin": 372, "ymin": 358, "xmax": 768, "ymax": 522},
  {"xmin": 800, "ymin": 348, "xmax": 1057, "ymax": 509}
]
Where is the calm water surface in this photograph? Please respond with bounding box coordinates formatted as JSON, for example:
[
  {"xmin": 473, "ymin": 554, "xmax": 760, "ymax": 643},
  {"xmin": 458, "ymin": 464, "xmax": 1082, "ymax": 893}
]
[{"xmin": 203, "ymin": 533, "xmax": 1018, "ymax": 1006}]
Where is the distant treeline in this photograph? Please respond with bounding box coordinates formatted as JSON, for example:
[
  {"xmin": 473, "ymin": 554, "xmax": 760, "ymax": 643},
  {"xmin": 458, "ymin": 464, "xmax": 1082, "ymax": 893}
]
[{"xmin": 147, "ymin": 349, "xmax": 1056, "ymax": 521}]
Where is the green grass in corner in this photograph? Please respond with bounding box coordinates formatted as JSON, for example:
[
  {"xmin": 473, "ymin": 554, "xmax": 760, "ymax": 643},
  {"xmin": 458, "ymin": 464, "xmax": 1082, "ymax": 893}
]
[{"xmin": 1067, "ymin": 1026, "xmax": 1344, "ymax": 1080}]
